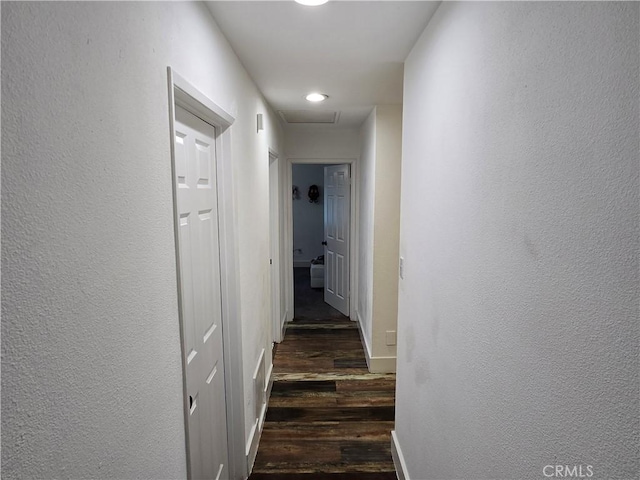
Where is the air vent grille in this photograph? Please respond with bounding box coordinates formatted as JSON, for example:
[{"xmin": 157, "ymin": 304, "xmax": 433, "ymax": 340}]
[{"xmin": 279, "ymin": 110, "xmax": 339, "ymax": 124}]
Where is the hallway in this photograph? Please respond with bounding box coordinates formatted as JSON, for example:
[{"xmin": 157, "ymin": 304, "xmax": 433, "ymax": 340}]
[
  {"xmin": 250, "ymin": 269, "xmax": 396, "ymax": 478},
  {"xmin": 2, "ymin": 2, "xmax": 637, "ymax": 479}
]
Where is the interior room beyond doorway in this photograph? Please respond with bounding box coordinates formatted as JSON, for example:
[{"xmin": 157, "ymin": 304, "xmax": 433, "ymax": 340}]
[{"xmin": 292, "ymin": 163, "xmax": 346, "ymax": 320}]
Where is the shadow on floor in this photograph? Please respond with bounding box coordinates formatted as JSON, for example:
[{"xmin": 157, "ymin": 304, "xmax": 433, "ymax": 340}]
[{"xmin": 294, "ymin": 266, "xmax": 348, "ymax": 321}]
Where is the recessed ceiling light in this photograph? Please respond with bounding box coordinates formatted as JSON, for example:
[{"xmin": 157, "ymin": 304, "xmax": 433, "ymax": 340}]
[
  {"xmin": 306, "ymin": 92, "xmax": 328, "ymax": 102},
  {"xmin": 295, "ymin": 0, "xmax": 329, "ymax": 6}
]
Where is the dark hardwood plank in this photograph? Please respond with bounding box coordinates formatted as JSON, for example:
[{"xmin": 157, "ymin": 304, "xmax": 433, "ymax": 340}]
[
  {"xmin": 335, "ymin": 395, "xmax": 396, "ymax": 407},
  {"xmin": 260, "ymin": 421, "xmax": 395, "ymax": 442},
  {"xmin": 250, "ymin": 473, "xmax": 397, "ymax": 480},
  {"xmin": 254, "ymin": 440, "xmax": 342, "ymax": 464},
  {"xmin": 271, "ymin": 380, "xmax": 337, "ymax": 393},
  {"xmin": 252, "ymin": 463, "xmax": 397, "ymax": 474},
  {"xmin": 250, "ymin": 275, "xmax": 397, "ymax": 478},
  {"xmin": 265, "ymin": 406, "xmax": 395, "ymax": 423},
  {"xmin": 336, "ymin": 379, "xmax": 396, "ymax": 391},
  {"xmin": 340, "ymin": 442, "xmax": 393, "ymax": 464},
  {"xmin": 334, "ymin": 357, "xmax": 368, "ymax": 368},
  {"xmin": 268, "ymin": 396, "xmax": 339, "ymax": 408}
]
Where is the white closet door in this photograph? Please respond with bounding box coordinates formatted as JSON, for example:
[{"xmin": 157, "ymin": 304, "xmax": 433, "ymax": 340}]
[{"xmin": 174, "ymin": 105, "xmax": 228, "ymax": 480}]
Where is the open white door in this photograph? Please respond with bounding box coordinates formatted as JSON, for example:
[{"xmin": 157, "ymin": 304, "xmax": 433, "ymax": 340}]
[
  {"xmin": 324, "ymin": 164, "xmax": 350, "ymax": 316},
  {"xmin": 173, "ymin": 105, "xmax": 228, "ymax": 480}
]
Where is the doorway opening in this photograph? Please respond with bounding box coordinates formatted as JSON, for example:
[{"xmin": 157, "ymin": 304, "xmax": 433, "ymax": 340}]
[
  {"xmin": 292, "ymin": 163, "xmax": 345, "ymax": 321},
  {"xmin": 284, "ymin": 158, "xmax": 358, "ymax": 326}
]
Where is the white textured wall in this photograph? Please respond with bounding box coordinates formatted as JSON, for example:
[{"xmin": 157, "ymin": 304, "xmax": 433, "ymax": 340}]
[
  {"xmin": 358, "ymin": 110, "xmax": 377, "ymax": 341},
  {"xmin": 371, "ymin": 105, "xmax": 402, "ymax": 360},
  {"xmin": 284, "ymin": 128, "xmax": 360, "ymax": 160},
  {"xmin": 358, "ymin": 106, "xmax": 402, "ymax": 368},
  {"xmin": 292, "ymin": 165, "xmax": 326, "ymax": 264},
  {"xmin": 395, "ymin": 2, "xmax": 639, "ymax": 479},
  {"xmin": 1, "ymin": 2, "xmax": 282, "ymax": 478}
]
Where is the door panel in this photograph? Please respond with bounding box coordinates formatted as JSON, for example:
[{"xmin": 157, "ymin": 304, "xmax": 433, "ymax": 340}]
[
  {"xmin": 174, "ymin": 105, "xmax": 228, "ymax": 480},
  {"xmin": 324, "ymin": 164, "xmax": 350, "ymax": 316}
]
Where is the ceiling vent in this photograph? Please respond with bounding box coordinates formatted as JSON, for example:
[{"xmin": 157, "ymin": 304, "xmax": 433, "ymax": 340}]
[{"xmin": 279, "ymin": 110, "xmax": 340, "ymax": 124}]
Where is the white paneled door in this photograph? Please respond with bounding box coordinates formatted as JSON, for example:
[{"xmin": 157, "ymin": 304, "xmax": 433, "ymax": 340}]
[
  {"xmin": 324, "ymin": 164, "xmax": 350, "ymax": 316},
  {"xmin": 174, "ymin": 106, "xmax": 228, "ymax": 480}
]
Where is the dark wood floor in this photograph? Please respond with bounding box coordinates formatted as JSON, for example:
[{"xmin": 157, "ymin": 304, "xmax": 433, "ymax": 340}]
[
  {"xmin": 249, "ymin": 268, "xmax": 397, "ymax": 480},
  {"xmin": 293, "ymin": 266, "xmax": 346, "ymax": 321}
]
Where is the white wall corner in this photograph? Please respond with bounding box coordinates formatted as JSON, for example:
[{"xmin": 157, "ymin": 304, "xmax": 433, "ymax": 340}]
[
  {"xmin": 253, "ymin": 349, "xmax": 266, "ymax": 422},
  {"xmin": 281, "ymin": 311, "xmax": 288, "ymax": 341},
  {"xmin": 263, "ymin": 360, "xmax": 274, "ymax": 431},
  {"xmin": 247, "ymin": 349, "xmax": 268, "ymax": 472},
  {"xmin": 391, "ymin": 430, "xmax": 410, "ymax": 480},
  {"xmin": 356, "ymin": 310, "xmax": 397, "ymax": 373},
  {"xmin": 246, "ymin": 421, "xmax": 259, "ymax": 473},
  {"xmin": 356, "ymin": 309, "xmax": 373, "ymax": 371}
]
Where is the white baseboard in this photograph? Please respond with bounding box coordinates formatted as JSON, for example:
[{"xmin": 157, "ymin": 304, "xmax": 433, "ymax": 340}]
[
  {"xmin": 280, "ymin": 311, "xmax": 287, "ymax": 342},
  {"xmin": 370, "ymin": 355, "xmax": 396, "ymax": 373},
  {"xmin": 355, "ymin": 310, "xmax": 397, "ymax": 374},
  {"xmin": 391, "ymin": 430, "xmax": 410, "ymax": 480},
  {"xmin": 253, "ymin": 350, "xmax": 266, "ymax": 422},
  {"xmin": 247, "ymin": 348, "xmax": 271, "ymax": 472},
  {"xmin": 355, "ymin": 309, "xmax": 373, "ymax": 369},
  {"xmin": 246, "ymin": 421, "xmax": 260, "ymax": 473},
  {"xmin": 264, "ymin": 361, "xmax": 274, "ymax": 430}
]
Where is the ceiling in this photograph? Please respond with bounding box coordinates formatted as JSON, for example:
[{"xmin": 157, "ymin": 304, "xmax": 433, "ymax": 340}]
[{"xmin": 205, "ymin": 1, "xmax": 441, "ymax": 128}]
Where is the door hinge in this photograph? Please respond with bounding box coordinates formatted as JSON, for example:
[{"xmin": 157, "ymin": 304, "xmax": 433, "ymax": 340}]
[{"xmin": 270, "ymin": 259, "xmax": 273, "ymax": 265}]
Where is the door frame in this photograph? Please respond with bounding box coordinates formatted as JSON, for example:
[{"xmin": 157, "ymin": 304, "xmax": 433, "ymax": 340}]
[
  {"xmin": 284, "ymin": 158, "xmax": 359, "ymax": 323},
  {"xmin": 167, "ymin": 67, "xmax": 247, "ymax": 480},
  {"xmin": 268, "ymin": 149, "xmax": 284, "ymax": 343}
]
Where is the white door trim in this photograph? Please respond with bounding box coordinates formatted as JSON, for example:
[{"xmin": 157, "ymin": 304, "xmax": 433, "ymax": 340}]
[
  {"xmin": 284, "ymin": 158, "xmax": 359, "ymax": 322},
  {"xmin": 268, "ymin": 149, "xmax": 284, "ymax": 343},
  {"xmin": 167, "ymin": 67, "xmax": 246, "ymax": 480}
]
